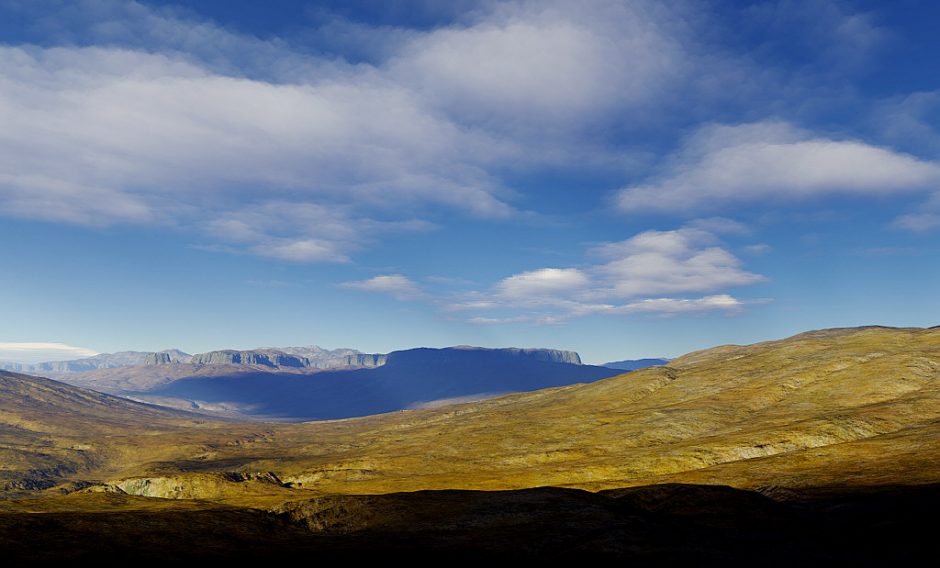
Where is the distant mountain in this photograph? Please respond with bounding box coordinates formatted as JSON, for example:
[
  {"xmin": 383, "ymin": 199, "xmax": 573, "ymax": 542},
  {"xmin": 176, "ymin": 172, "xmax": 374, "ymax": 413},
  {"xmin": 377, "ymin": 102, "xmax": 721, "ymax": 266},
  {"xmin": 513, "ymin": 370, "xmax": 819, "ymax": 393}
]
[
  {"xmin": 0, "ymin": 350, "xmax": 191, "ymax": 373},
  {"xmin": 277, "ymin": 346, "xmax": 387, "ymax": 369},
  {"xmin": 0, "ymin": 346, "xmax": 380, "ymax": 374},
  {"xmin": 137, "ymin": 346, "xmax": 615, "ymax": 421},
  {"xmin": 4, "ymin": 344, "xmax": 584, "ymax": 378},
  {"xmin": 602, "ymin": 358, "xmax": 670, "ymax": 371}
]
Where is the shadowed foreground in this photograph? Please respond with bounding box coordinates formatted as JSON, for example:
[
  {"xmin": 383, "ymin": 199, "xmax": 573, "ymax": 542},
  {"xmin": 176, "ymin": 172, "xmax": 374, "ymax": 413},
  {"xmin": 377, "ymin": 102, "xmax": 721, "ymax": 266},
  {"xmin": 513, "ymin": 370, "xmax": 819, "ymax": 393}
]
[{"xmin": 1, "ymin": 484, "xmax": 938, "ymax": 564}]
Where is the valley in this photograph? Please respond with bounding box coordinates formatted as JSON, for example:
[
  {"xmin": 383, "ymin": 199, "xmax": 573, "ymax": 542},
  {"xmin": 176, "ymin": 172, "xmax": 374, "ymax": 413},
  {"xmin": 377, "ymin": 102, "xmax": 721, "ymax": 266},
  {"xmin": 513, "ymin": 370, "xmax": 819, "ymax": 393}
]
[{"xmin": 1, "ymin": 326, "xmax": 939, "ymax": 561}]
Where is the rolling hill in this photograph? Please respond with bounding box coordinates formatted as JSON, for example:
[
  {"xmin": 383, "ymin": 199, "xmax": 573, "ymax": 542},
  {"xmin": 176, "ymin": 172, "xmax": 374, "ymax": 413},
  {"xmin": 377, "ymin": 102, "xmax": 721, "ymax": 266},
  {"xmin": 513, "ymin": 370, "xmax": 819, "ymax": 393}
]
[{"xmin": 2, "ymin": 326, "xmax": 940, "ymax": 560}]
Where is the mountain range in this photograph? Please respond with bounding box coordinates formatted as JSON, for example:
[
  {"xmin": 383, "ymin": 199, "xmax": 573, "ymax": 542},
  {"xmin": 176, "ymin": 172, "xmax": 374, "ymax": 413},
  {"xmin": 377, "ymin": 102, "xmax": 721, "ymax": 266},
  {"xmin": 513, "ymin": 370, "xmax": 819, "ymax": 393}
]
[
  {"xmin": 0, "ymin": 345, "xmax": 383, "ymax": 373},
  {"xmin": 1, "ymin": 344, "xmax": 615, "ymax": 420}
]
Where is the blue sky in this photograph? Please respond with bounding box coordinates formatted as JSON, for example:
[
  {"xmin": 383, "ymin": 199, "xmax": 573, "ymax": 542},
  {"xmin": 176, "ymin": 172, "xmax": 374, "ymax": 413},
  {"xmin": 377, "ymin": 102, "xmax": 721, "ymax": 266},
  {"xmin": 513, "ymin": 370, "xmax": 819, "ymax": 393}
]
[{"xmin": 1, "ymin": 0, "xmax": 939, "ymax": 364}]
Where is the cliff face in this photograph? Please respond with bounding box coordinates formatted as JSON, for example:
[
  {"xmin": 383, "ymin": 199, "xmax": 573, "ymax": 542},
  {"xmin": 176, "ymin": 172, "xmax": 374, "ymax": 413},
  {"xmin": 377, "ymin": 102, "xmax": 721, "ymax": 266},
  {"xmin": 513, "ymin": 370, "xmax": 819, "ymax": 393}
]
[
  {"xmin": 343, "ymin": 353, "xmax": 388, "ymax": 367},
  {"xmin": 449, "ymin": 347, "xmax": 581, "ymax": 365},
  {"xmin": 143, "ymin": 350, "xmax": 193, "ymax": 366},
  {"xmin": 190, "ymin": 350, "xmax": 309, "ymax": 369}
]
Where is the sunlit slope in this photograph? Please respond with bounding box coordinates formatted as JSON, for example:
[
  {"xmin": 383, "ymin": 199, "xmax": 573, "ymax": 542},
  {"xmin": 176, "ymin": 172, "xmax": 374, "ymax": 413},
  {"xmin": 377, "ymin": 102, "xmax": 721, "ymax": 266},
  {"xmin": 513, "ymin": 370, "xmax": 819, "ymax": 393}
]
[
  {"xmin": 2, "ymin": 326, "xmax": 939, "ymax": 498},
  {"xmin": 257, "ymin": 325, "xmax": 940, "ymax": 493},
  {"xmin": 0, "ymin": 371, "xmax": 258, "ymax": 492}
]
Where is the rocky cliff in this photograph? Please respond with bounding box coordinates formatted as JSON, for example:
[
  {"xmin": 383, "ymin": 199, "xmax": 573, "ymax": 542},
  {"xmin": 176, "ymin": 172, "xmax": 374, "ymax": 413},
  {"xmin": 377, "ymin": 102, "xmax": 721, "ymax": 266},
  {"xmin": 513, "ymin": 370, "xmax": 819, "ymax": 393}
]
[
  {"xmin": 143, "ymin": 350, "xmax": 193, "ymax": 366},
  {"xmin": 450, "ymin": 346, "xmax": 581, "ymax": 365},
  {"xmin": 190, "ymin": 350, "xmax": 309, "ymax": 369}
]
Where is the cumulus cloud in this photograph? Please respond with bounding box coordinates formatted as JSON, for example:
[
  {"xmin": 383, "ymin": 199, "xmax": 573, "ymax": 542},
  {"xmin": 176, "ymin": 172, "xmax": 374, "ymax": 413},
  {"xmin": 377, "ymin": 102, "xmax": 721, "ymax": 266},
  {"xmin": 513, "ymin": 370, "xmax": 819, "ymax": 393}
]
[
  {"xmin": 340, "ymin": 274, "xmax": 425, "ymax": 300},
  {"xmin": 0, "ymin": 0, "xmax": 701, "ymax": 263},
  {"xmin": 588, "ymin": 228, "xmax": 764, "ymax": 298},
  {"xmin": 392, "ymin": 0, "xmax": 684, "ymax": 124},
  {"xmin": 0, "ymin": 342, "xmax": 99, "ymax": 364},
  {"xmin": 617, "ymin": 121, "xmax": 940, "ymax": 213},
  {"xmin": 0, "ymin": 0, "xmax": 919, "ymax": 266},
  {"xmin": 0, "ymin": 44, "xmax": 513, "ymax": 260},
  {"xmin": 496, "ymin": 268, "xmax": 589, "ymax": 298},
  {"xmin": 438, "ymin": 226, "xmax": 764, "ymax": 323}
]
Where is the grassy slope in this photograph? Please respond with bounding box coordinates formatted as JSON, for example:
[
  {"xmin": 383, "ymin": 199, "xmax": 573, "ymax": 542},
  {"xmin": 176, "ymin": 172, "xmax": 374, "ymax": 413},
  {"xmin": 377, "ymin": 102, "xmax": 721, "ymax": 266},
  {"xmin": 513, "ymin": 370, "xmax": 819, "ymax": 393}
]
[{"xmin": 2, "ymin": 326, "xmax": 940, "ymax": 504}]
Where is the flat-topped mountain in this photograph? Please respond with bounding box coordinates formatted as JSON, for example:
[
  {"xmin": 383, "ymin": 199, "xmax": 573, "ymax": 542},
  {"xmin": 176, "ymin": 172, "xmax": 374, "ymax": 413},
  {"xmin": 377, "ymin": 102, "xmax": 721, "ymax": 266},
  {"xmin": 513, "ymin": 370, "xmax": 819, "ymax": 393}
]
[
  {"xmin": 4, "ymin": 344, "xmax": 583, "ymax": 377},
  {"xmin": 138, "ymin": 346, "xmax": 614, "ymax": 420},
  {"xmin": 190, "ymin": 349, "xmax": 309, "ymax": 368},
  {"xmin": 449, "ymin": 346, "xmax": 581, "ymax": 365}
]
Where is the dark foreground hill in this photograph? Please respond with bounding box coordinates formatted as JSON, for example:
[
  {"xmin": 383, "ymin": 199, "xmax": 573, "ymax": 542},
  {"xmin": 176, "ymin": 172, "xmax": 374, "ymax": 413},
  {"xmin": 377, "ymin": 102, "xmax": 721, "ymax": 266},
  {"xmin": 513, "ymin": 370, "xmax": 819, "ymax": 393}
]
[{"xmin": 1, "ymin": 484, "xmax": 938, "ymax": 564}]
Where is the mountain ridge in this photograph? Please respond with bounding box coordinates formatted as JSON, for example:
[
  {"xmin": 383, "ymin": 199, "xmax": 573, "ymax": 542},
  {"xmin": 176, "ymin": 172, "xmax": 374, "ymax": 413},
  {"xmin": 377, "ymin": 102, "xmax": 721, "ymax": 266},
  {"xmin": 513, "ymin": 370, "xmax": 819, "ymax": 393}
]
[{"xmin": 2, "ymin": 345, "xmax": 584, "ymax": 373}]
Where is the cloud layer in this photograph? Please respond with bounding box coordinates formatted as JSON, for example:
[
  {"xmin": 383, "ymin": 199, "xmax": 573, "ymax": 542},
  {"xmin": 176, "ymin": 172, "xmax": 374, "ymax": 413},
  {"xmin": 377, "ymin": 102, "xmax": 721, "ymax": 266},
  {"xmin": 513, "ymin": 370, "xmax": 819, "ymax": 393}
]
[
  {"xmin": 345, "ymin": 226, "xmax": 764, "ymax": 324},
  {"xmin": 617, "ymin": 121, "xmax": 940, "ymax": 214},
  {"xmin": 0, "ymin": 0, "xmax": 703, "ymax": 263},
  {"xmin": 0, "ymin": 342, "xmax": 99, "ymax": 364}
]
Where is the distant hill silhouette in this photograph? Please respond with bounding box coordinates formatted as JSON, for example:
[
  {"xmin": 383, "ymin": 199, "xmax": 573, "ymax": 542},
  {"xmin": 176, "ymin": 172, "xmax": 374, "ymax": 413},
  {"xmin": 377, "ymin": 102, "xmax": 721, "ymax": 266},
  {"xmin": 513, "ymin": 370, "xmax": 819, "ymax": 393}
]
[{"xmin": 143, "ymin": 347, "xmax": 619, "ymax": 420}]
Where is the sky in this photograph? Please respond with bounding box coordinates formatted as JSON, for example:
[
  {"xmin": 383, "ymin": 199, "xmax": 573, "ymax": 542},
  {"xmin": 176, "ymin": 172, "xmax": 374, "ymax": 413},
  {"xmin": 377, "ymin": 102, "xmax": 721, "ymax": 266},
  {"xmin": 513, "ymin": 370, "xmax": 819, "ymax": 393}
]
[{"xmin": 1, "ymin": 0, "xmax": 939, "ymax": 365}]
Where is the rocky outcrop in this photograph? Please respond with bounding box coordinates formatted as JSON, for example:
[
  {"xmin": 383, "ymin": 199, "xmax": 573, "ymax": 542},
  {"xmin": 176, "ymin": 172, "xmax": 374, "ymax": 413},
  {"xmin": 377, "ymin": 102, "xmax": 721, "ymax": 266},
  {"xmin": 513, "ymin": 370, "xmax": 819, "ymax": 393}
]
[
  {"xmin": 188, "ymin": 349, "xmax": 388, "ymax": 370},
  {"xmin": 191, "ymin": 350, "xmax": 309, "ymax": 369},
  {"xmin": 450, "ymin": 346, "xmax": 582, "ymax": 365},
  {"xmin": 343, "ymin": 353, "xmax": 388, "ymax": 367},
  {"xmin": 143, "ymin": 350, "xmax": 193, "ymax": 365}
]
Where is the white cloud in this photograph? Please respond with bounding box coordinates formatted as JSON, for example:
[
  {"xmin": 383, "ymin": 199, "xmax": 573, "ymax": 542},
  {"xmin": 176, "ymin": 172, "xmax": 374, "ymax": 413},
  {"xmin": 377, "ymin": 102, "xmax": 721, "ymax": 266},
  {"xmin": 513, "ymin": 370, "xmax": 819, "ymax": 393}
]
[
  {"xmin": 0, "ymin": 45, "xmax": 515, "ymax": 260},
  {"xmin": 340, "ymin": 274, "xmax": 425, "ymax": 300},
  {"xmin": 442, "ymin": 226, "xmax": 763, "ymax": 323},
  {"xmin": 251, "ymin": 239, "xmax": 349, "ymax": 264},
  {"xmin": 496, "ymin": 268, "xmax": 589, "ymax": 298},
  {"xmin": 0, "ymin": 0, "xmax": 750, "ymax": 265},
  {"xmin": 589, "ymin": 228, "xmax": 764, "ymax": 298},
  {"xmin": 618, "ymin": 294, "xmax": 743, "ymax": 315},
  {"xmin": 0, "ymin": 342, "xmax": 99, "ymax": 364},
  {"xmin": 617, "ymin": 121, "xmax": 940, "ymax": 213},
  {"xmin": 392, "ymin": 0, "xmax": 684, "ymax": 124},
  {"xmin": 0, "ymin": 0, "xmax": 917, "ymax": 267}
]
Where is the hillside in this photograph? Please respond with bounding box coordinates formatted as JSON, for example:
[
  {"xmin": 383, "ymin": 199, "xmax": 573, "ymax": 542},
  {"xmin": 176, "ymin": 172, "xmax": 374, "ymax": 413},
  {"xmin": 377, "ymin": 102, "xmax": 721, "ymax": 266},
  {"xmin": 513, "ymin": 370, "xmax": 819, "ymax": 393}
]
[
  {"xmin": 602, "ymin": 358, "xmax": 670, "ymax": 371},
  {"xmin": 4, "ymin": 326, "xmax": 940, "ymax": 560},
  {"xmin": 0, "ymin": 371, "xmax": 252, "ymax": 493},
  {"xmin": 2, "ymin": 326, "xmax": 938, "ymax": 498}
]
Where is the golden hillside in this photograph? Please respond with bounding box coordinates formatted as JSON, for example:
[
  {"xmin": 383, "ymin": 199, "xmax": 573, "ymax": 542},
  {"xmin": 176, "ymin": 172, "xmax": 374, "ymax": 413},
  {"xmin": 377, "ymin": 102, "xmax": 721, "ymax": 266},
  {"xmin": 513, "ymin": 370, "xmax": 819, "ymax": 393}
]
[{"xmin": 2, "ymin": 326, "xmax": 939, "ymax": 501}]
